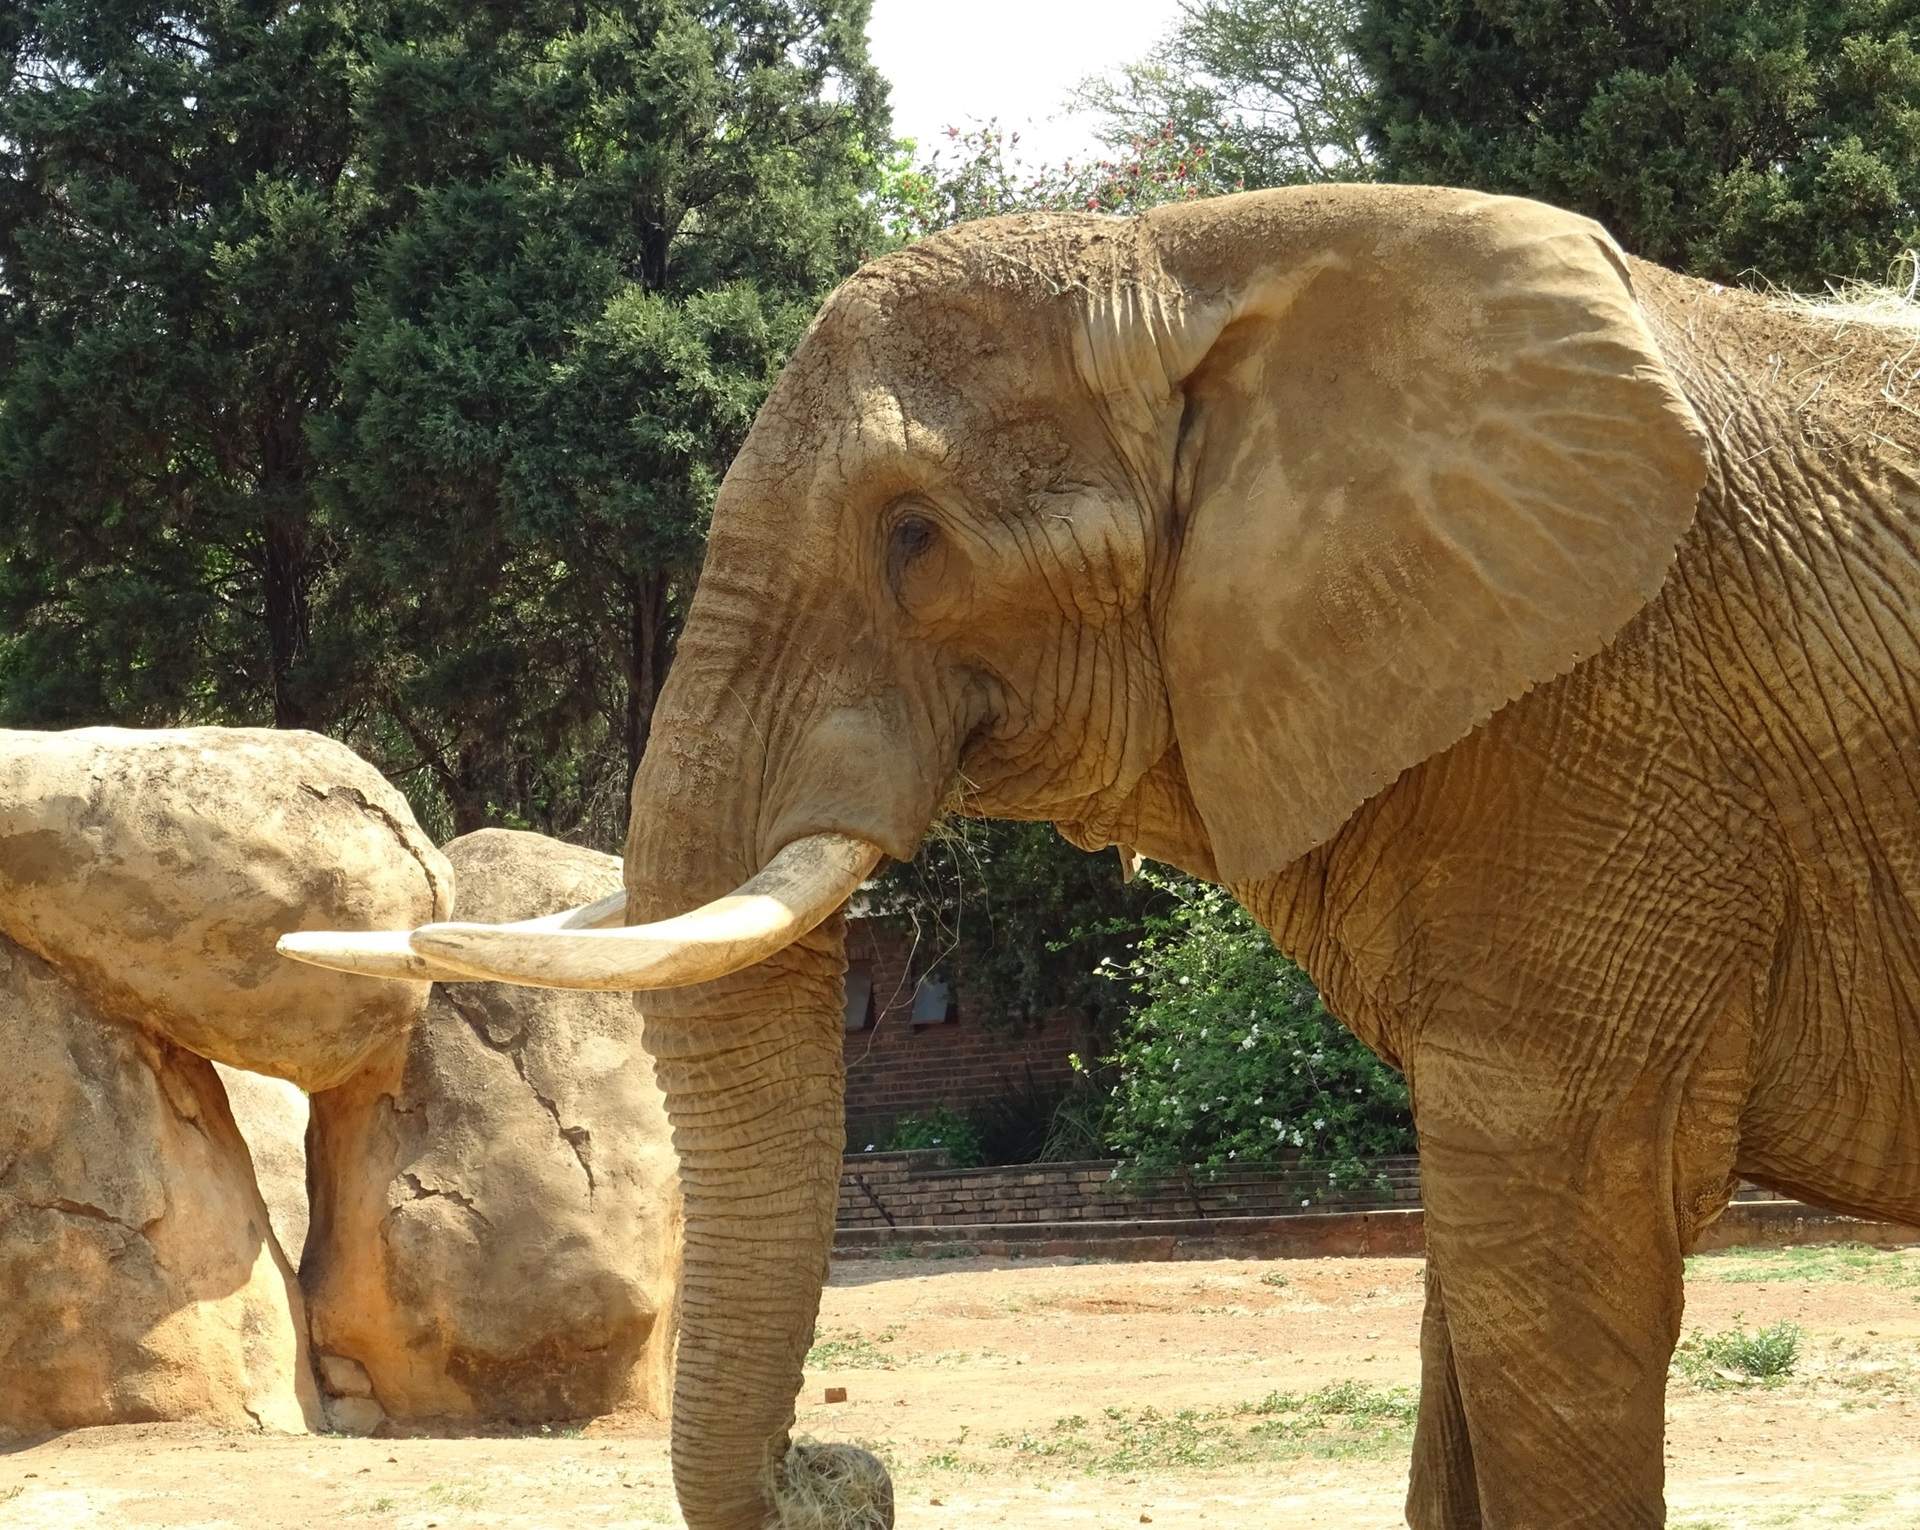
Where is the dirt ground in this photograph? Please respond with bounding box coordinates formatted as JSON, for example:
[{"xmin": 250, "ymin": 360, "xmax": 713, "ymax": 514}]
[{"xmin": 6, "ymin": 1243, "xmax": 1920, "ymax": 1528}]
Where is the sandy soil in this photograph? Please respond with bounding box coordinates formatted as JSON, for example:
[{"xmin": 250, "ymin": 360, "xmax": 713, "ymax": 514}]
[{"xmin": 6, "ymin": 1244, "xmax": 1920, "ymax": 1528}]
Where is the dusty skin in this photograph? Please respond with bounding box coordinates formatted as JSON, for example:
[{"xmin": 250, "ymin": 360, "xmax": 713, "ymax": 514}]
[{"xmin": 7, "ymin": 1248, "xmax": 1918, "ymax": 1528}]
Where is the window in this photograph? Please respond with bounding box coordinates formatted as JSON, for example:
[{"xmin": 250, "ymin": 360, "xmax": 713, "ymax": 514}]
[
  {"xmin": 909, "ymin": 973, "xmax": 953, "ymax": 1026},
  {"xmin": 843, "ymin": 963, "xmax": 874, "ymax": 1031}
]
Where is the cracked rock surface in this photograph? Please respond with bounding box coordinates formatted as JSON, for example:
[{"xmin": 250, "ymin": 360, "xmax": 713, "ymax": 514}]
[
  {"xmin": 304, "ymin": 829, "xmax": 681, "ymax": 1424},
  {"xmin": 215, "ymin": 1063, "xmax": 311, "ymax": 1264},
  {"xmin": 0, "ymin": 727, "xmax": 450, "ymax": 1092},
  {"xmin": 0, "ymin": 934, "xmax": 321, "ymax": 1436}
]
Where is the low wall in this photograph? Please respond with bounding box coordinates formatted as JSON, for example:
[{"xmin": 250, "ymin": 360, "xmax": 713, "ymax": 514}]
[
  {"xmin": 837, "ymin": 1150, "xmax": 1424, "ymax": 1230},
  {"xmin": 833, "ymin": 1199, "xmax": 1920, "ymax": 1263}
]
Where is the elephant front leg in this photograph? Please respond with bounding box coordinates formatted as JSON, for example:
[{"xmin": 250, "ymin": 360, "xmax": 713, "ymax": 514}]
[
  {"xmin": 1413, "ymin": 1087, "xmax": 1690, "ymax": 1530},
  {"xmin": 1407, "ymin": 1263, "xmax": 1482, "ymax": 1530}
]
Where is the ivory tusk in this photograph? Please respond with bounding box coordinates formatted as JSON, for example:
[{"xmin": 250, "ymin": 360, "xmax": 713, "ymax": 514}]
[
  {"xmin": 406, "ymin": 832, "xmax": 880, "ymax": 991},
  {"xmin": 276, "ymin": 888, "xmax": 630, "ymax": 983}
]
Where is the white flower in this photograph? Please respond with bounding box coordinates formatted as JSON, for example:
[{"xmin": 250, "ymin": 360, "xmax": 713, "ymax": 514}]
[
  {"xmin": 1313, "ymin": 1118, "xmax": 1326, "ymax": 1130},
  {"xmin": 1240, "ymin": 1035, "xmax": 1256, "ymax": 1050},
  {"xmin": 864, "ymin": 1144, "xmax": 875, "ymax": 1152}
]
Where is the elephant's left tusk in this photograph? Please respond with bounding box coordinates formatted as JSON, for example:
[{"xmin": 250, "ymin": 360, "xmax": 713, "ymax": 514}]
[{"xmin": 277, "ymin": 888, "xmax": 629, "ymax": 983}]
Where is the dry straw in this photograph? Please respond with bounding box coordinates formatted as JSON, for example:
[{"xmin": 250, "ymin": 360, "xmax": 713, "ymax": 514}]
[{"xmin": 762, "ymin": 1439, "xmax": 895, "ymax": 1530}]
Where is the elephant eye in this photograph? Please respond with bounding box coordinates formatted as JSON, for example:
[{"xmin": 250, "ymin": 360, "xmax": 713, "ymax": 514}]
[{"xmin": 888, "ymin": 514, "xmax": 938, "ymax": 583}]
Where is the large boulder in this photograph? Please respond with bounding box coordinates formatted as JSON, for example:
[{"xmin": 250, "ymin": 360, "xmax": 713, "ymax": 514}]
[
  {"xmin": 305, "ymin": 830, "xmax": 680, "ymax": 1424},
  {"xmin": 0, "ymin": 727, "xmax": 451, "ymax": 1092},
  {"xmin": 0, "ymin": 934, "xmax": 320, "ymax": 1436}
]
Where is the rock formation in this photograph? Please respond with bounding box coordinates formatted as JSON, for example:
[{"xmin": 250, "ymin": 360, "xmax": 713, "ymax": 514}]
[
  {"xmin": 0, "ymin": 727, "xmax": 452, "ymax": 1092},
  {"xmin": 215, "ymin": 1063, "xmax": 313, "ymax": 1264},
  {"xmin": 0, "ymin": 934, "xmax": 320, "ymax": 1435},
  {"xmin": 306, "ymin": 829, "xmax": 680, "ymax": 1424},
  {"xmin": 0, "ymin": 727, "xmax": 446, "ymax": 1435}
]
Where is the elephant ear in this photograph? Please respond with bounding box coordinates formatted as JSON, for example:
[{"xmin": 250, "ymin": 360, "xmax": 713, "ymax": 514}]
[{"xmin": 1153, "ymin": 190, "xmax": 1708, "ymax": 888}]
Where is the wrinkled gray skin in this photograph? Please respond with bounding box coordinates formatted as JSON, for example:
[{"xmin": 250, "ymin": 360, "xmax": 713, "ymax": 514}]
[{"xmin": 623, "ymin": 184, "xmax": 1920, "ymax": 1527}]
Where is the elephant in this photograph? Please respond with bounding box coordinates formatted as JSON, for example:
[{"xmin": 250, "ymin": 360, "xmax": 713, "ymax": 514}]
[{"xmin": 284, "ymin": 183, "xmax": 1920, "ymax": 1528}]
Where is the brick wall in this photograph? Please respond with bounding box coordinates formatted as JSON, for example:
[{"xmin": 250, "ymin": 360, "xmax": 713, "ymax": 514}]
[
  {"xmin": 838, "ymin": 1150, "xmax": 1425, "ymax": 1229},
  {"xmin": 836, "ymin": 1151, "xmax": 1787, "ymax": 1231},
  {"xmin": 841, "ymin": 914, "xmax": 1091, "ymax": 1139}
]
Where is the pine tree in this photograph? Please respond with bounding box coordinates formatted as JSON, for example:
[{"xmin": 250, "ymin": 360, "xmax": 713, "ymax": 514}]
[
  {"xmin": 325, "ymin": 0, "xmax": 888, "ymax": 837},
  {"xmin": 0, "ymin": 1, "xmax": 375, "ymax": 728},
  {"xmin": 1355, "ymin": 0, "xmax": 1920, "ymax": 286}
]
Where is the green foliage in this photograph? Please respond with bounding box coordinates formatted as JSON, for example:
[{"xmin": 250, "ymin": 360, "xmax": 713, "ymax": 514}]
[
  {"xmin": 1073, "ymin": 0, "xmax": 1374, "ymax": 187},
  {"xmin": 1095, "ymin": 872, "xmax": 1413, "ymax": 1178},
  {"xmin": 1355, "ymin": 0, "xmax": 1920, "ymax": 285},
  {"xmin": 878, "ymin": 118, "xmax": 1242, "ymax": 245},
  {"xmin": 0, "ymin": 0, "xmax": 376, "ymax": 730},
  {"xmin": 992, "ymin": 1381, "xmax": 1417, "ymax": 1473},
  {"xmin": 882, "ymin": 1108, "xmax": 985, "ymax": 1169},
  {"xmin": 1687, "ymin": 1243, "xmax": 1920, "ymax": 1293},
  {"xmin": 875, "ymin": 820, "xmax": 1165, "ymax": 1033},
  {"xmin": 0, "ymin": 0, "xmax": 888, "ymax": 848},
  {"xmin": 323, "ymin": 0, "xmax": 888, "ymax": 841},
  {"xmin": 1673, "ymin": 1320, "xmax": 1803, "ymax": 1387},
  {"xmin": 805, "ymin": 1328, "xmax": 897, "ymax": 1370}
]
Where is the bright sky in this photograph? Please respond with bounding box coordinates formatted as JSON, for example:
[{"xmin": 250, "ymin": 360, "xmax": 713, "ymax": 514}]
[{"xmin": 867, "ymin": 0, "xmax": 1184, "ymax": 167}]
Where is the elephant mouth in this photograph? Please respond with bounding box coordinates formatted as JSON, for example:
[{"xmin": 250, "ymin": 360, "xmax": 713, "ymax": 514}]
[{"xmin": 276, "ymin": 830, "xmax": 882, "ymax": 991}]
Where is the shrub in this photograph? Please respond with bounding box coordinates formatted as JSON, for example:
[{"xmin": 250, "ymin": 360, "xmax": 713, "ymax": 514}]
[
  {"xmin": 1674, "ymin": 1320, "xmax": 1803, "ymax": 1387},
  {"xmin": 883, "ymin": 1108, "xmax": 985, "ymax": 1169},
  {"xmin": 1092, "ymin": 871, "xmax": 1414, "ymax": 1183}
]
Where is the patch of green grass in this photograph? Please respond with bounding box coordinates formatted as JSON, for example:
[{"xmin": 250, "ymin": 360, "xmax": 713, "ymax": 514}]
[
  {"xmin": 1259, "ymin": 1271, "xmax": 1291, "ymax": 1289},
  {"xmin": 423, "ymin": 1481, "xmax": 486, "ymax": 1509},
  {"xmin": 1673, "ymin": 1319, "xmax": 1802, "ymax": 1388},
  {"xmin": 982, "ymin": 1380, "xmax": 1417, "ymax": 1476},
  {"xmin": 1686, "ymin": 1242, "xmax": 1920, "ymax": 1293},
  {"xmin": 806, "ymin": 1327, "xmax": 897, "ymax": 1369}
]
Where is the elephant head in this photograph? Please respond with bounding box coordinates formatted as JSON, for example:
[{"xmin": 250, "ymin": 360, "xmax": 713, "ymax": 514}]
[{"xmin": 284, "ymin": 185, "xmax": 1706, "ymax": 1527}]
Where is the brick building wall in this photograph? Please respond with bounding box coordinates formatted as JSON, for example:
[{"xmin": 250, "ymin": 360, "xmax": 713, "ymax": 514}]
[{"xmin": 841, "ymin": 913, "xmax": 1090, "ymax": 1140}]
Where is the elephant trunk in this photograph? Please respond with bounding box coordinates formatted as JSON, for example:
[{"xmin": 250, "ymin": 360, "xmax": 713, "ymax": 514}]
[
  {"xmin": 622, "ymin": 594, "xmax": 919, "ymax": 1529},
  {"xmin": 642, "ymin": 951, "xmax": 875, "ymax": 1527}
]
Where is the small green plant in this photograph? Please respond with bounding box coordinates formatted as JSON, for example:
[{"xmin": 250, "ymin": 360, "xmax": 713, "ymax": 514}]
[
  {"xmin": 1260, "ymin": 1271, "xmax": 1291, "ymax": 1289},
  {"xmin": 986, "ymin": 1380, "xmax": 1417, "ymax": 1475},
  {"xmin": 883, "ymin": 1108, "xmax": 985, "ymax": 1168},
  {"xmin": 806, "ymin": 1328, "xmax": 898, "ymax": 1370},
  {"xmin": 1674, "ymin": 1320, "xmax": 1803, "ymax": 1387},
  {"xmin": 1687, "ymin": 1243, "xmax": 1920, "ymax": 1294}
]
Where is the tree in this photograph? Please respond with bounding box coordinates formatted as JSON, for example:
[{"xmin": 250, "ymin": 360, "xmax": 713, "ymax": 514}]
[
  {"xmin": 319, "ymin": 0, "xmax": 890, "ymax": 840},
  {"xmin": 0, "ymin": 1, "xmax": 891, "ymax": 845},
  {"xmin": 1356, "ymin": 0, "xmax": 1920, "ymax": 286},
  {"xmin": 878, "ymin": 118, "xmax": 1243, "ymax": 247},
  {"xmin": 0, "ymin": 1, "xmax": 376, "ymax": 731},
  {"xmin": 1072, "ymin": 0, "xmax": 1373, "ymax": 188}
]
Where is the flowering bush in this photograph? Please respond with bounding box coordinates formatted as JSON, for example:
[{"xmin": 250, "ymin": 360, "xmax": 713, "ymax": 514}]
[{"xmin": 1090, "ymin": 872, "xmax": 1414, "ymax": 1185}]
